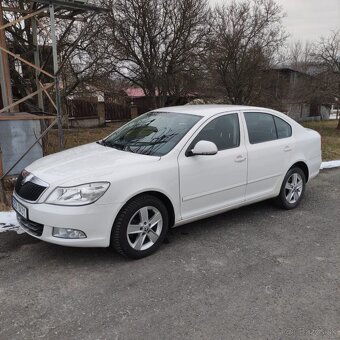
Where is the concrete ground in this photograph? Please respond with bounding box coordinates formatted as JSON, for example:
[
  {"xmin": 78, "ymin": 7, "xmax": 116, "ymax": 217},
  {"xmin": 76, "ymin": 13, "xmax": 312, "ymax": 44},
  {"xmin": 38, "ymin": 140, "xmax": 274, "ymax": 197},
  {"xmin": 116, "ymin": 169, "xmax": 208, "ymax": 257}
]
[{"xmin": 0, "ymin": 169, "xmax": 339, "ymax": 340}]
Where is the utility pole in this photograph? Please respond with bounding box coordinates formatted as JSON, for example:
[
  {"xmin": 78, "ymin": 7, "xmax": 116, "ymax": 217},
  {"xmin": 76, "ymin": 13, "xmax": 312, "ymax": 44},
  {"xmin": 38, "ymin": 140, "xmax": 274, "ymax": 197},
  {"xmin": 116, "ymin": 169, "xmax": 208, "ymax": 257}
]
[{"xmin": 0, "ymin": 3, "xmax": 14, "ymax": 112}]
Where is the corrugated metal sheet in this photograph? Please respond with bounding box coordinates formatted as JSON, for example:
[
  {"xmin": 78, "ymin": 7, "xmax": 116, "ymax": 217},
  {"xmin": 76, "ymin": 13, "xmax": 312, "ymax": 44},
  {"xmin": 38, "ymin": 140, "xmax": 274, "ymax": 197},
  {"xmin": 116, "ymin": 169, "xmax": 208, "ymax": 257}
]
[{"xmin": 0, "ymin": 118, "xmax": 43, "ymax": 175}]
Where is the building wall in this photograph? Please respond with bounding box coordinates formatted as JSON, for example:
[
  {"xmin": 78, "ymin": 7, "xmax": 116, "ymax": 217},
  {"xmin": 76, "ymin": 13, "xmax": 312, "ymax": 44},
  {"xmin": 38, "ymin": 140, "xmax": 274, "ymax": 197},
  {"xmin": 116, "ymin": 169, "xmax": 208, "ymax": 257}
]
[
  {"xmin": 285, "ymin": 102, "xmax": 330, "ymax": 121},
  {"xmin": 0, "ymin": 119, "xmax": 43, "ymax": 175}
]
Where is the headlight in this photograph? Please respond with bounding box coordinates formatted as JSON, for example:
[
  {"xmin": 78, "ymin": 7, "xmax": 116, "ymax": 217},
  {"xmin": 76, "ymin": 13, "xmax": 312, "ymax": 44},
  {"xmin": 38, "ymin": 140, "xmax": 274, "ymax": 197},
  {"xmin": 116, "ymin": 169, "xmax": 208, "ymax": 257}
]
[{"xmin": 45, "ymin": 182, "xmax": 110, "ymax": 206}]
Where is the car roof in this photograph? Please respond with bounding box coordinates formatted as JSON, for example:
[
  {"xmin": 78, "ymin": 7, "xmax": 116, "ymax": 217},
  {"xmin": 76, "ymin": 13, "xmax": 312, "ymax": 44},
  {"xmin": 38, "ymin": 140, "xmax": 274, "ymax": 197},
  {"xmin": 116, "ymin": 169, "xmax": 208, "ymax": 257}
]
[{"xmin": 152, "ymin": 104, "xmax": 277, "ymax": 117}]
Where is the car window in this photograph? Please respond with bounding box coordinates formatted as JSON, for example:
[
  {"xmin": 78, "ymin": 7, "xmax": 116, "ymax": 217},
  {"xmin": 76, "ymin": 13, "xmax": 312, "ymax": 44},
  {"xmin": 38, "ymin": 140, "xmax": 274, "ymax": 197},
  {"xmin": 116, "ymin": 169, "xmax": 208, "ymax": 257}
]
[
  {"xmin": 190, "ymin": 113, "xmax": 240, "ymax": 151},
  {"xmin": 103, "ymin": 112, "xmax": 202, "ymax": 156},
  {"xmin": 244, "ymin": 112, "xmax": 278, "ymax": 144},
  {"xmin": 274, "ymin": 116, "xmax": 292, "ymax": 139}
]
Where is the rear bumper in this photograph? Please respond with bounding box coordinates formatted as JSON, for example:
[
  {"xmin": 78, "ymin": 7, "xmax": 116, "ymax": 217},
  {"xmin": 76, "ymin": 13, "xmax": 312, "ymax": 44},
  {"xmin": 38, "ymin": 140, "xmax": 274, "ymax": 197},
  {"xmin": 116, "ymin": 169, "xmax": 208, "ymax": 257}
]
[{"xmin": 13, "ymin": 193, "xmax": 120, "ymax": 247}]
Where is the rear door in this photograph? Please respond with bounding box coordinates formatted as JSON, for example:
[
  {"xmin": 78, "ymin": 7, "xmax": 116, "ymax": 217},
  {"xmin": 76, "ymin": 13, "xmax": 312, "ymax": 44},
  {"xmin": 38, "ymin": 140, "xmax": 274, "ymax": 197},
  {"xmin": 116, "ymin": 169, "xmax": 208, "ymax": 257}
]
[
  {"xmin": 178, "ymin": 112, "xmax": 248, "ymax": 220},
  {"xmin": 241, "ymin": 111, "xmax": 294, "ymax": 201}
]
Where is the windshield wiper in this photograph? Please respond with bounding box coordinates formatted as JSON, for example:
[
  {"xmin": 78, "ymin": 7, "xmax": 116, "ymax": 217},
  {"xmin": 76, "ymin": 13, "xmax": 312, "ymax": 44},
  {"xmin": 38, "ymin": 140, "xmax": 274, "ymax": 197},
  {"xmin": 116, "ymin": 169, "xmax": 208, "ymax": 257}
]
[
  {"xmin": 97, "ymin": 139, "xmax": 131, "ymax": 151},
  {"xmin": 127, "ymin": 140, "xmax": 167, "ymax": 146}
]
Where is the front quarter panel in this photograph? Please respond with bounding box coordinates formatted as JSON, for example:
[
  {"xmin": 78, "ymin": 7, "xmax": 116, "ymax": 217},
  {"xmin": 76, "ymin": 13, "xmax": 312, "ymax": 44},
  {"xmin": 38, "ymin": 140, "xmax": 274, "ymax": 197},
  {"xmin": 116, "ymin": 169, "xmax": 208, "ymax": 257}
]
[{"xmin": 99, "ymin": 156, "xmax": 180, "ymax": 223}]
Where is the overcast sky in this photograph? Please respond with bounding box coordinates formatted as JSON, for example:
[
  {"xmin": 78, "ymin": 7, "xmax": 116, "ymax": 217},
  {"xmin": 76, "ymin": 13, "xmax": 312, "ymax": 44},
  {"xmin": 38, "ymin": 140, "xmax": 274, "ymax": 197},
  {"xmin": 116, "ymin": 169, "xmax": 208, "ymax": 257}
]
[{"xmin": 211, "ymin": 0, "xmax": 340, "ymax": 42}]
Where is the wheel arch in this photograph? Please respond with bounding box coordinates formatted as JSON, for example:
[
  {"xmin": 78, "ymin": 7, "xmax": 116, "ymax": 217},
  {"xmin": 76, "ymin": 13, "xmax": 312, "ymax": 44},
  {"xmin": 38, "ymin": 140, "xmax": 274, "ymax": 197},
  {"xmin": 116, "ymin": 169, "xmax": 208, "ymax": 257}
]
[
  {"xmin": 116, "ymin": 191, "xmax": 176, "ymax": 228},
  {"xmin": 289, "ymin": 161, "xmax": 309, "ymax": 182}
]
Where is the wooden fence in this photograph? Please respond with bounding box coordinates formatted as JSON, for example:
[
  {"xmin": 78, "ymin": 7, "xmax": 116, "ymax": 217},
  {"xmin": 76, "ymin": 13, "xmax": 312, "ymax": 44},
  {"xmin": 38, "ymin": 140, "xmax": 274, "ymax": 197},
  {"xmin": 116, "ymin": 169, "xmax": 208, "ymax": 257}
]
[
  {"xmin": 67, "ymin": 97, "xmax": 131, "ymax": 121},
  {"xmin": 104, "ymin": 97, "xmax": 130, "ymax": 121},
  {"xmin": 67, "ymin": 98, "xmax": 97, "ymax": 118}
]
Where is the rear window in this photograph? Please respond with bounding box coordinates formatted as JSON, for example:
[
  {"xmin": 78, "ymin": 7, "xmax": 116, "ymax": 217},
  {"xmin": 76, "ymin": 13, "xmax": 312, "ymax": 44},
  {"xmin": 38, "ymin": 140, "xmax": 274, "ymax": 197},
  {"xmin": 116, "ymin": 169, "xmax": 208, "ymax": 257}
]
[
  {"xmin": 244, "ymin": 112, "xmax": 277, "ymax": 144},
  {"xmin": 244, "ymin": 112, "xmax": 292, "ymax": 144}
]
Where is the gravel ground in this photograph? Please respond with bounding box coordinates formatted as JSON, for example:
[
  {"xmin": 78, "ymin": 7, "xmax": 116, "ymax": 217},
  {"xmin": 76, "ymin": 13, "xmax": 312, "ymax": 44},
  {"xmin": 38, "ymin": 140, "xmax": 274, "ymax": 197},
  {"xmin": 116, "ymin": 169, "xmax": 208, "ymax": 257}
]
[{"xmin": 0, "ymin": 169, "xmax": 339, "ymax": 340}]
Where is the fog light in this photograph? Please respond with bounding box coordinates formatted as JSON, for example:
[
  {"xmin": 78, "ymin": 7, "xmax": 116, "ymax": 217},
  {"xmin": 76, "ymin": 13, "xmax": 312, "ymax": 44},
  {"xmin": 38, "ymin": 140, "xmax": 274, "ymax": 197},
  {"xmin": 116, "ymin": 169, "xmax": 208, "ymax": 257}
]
[{"xmin": 52, "ymin": 227, "xmax": 86, "ymax": 239}]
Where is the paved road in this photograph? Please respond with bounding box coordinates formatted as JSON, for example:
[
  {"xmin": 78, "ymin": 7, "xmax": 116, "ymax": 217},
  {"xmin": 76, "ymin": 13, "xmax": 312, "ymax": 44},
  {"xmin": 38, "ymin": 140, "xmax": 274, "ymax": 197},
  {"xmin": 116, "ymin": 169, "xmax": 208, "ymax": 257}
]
[{"xmin": 0, "ymin": 169, "xmax": 339, "ymax": 340}]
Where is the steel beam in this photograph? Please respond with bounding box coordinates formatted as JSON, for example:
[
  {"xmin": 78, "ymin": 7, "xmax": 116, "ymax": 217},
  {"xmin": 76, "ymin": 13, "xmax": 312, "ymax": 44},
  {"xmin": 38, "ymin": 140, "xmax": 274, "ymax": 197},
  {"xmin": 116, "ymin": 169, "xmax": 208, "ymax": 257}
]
[
  {"xmin": 49, "ymin": 4, "xmax": 64, "ymax": 150},
  {"xmin": 32, "ymin": 17, "xmax": 44, "ymax": 111},
  {"xmin": 0, "ymin": 83, "xmax": 54, "ymax": 114},
  {"xmin": 0, "ymin": 7, "xmax": 46, "ymax": 31},
  {"xmin": 0, "ymin": 3, "xmax": 14, "ymax": 112}
]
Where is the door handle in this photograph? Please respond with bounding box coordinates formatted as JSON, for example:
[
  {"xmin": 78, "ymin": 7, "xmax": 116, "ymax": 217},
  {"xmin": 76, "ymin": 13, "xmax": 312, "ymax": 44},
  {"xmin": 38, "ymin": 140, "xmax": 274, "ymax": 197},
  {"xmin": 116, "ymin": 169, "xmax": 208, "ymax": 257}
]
[
  {"xmin": 283, "ymin": 145, "xmax": 292, "ymax": 152},
  {"xmin": 235, "ymin": 155, "xmax": 246, "ymax": 163}
]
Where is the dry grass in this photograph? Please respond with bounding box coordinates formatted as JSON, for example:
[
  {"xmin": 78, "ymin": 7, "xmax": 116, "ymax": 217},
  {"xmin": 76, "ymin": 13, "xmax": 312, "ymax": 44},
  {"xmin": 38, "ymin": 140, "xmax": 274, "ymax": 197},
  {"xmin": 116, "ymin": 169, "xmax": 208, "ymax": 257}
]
[
  {"xmin": 302, "ymin": 120, "xmax": 340, "ymax": 161},
  {"xmin": 44, "ymin": 122, "xmax": 124, "ymax": 155},
  {"xmin": 0, "ymin": 202, "xmax": 11, "ymax": 211}
]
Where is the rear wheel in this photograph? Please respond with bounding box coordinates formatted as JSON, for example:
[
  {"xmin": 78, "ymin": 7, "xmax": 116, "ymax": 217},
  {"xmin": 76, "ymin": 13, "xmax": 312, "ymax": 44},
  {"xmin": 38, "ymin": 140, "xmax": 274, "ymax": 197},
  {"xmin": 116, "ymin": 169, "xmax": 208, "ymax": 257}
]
[
  {"xmin": 275, "ymin": 167, "xmax": 306, "ymax": 209},
  {"xmin": 111, "ymin": 195, "xmax": 169, "ymax": 259}
]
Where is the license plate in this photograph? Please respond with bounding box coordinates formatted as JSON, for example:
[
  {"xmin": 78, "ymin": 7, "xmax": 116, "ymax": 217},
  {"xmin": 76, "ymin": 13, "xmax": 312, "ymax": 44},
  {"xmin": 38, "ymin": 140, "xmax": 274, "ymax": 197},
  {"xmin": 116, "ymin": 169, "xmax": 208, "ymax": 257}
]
[{"xmin": 12, "ymin": 196, "xmax": 28, "ymax": 219}]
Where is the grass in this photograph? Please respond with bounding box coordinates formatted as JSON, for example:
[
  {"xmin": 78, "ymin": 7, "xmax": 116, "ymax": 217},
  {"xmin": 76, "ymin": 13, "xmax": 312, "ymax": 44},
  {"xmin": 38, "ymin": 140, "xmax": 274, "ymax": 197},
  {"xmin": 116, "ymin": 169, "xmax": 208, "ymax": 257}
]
[
  {"xmin": 302, "ymin": 120, "xmax": 340, "ymax": 161},
  {"xmin": 44, "ymin": 122, "xmax": 125, "ymax": 155},
  {"xmin": 0, "ymin": 202, "xmax": 11, "ymax": 211}
]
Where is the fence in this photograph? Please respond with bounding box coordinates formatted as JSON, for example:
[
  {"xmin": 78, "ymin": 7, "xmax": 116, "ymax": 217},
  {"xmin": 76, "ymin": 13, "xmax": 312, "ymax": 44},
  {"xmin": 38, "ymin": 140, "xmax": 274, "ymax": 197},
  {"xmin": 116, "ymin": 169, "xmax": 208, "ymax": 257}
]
[
  {"xmin": 67, "ymin": 97, "xmax": 131, "ymax": 122},
  {"xmin": 104, "ymin": 100, "xmax": 130, "ymax": 121},
  {"xmin": 67, "ymin": 98, "xmax": 98, "ymax": 118}
]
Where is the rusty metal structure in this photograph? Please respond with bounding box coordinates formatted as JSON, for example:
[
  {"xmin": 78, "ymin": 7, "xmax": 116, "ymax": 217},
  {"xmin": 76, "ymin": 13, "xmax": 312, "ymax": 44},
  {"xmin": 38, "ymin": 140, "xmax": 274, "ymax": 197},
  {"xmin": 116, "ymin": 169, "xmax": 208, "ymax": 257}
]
[{"xmin": 0, "ymin": 0, "xmax": 105, "ymax": 203}]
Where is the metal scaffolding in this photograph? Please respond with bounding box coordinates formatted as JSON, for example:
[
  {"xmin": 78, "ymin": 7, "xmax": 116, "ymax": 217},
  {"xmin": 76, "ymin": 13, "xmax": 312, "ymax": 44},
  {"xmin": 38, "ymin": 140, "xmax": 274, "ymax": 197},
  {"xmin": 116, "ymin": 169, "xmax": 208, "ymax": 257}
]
[{"xmin": 0, "ymin": 0, "xmax": 105, "ymax": 204}]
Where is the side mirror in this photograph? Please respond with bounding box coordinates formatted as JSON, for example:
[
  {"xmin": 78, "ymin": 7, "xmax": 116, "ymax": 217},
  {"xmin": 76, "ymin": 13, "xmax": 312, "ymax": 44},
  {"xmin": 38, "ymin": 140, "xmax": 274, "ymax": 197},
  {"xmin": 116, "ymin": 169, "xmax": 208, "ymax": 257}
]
[{"xmin": 189, "ymin": 140, "xmax": 218, "ymax": 156}]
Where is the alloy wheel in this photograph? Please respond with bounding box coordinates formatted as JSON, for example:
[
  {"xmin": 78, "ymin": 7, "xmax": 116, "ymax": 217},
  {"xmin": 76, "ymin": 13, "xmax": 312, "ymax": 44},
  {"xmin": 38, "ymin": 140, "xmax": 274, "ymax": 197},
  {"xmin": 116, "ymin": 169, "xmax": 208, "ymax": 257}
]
[
  {"xmin": 126, "ymin": 206, "xmax": 163, "ymax": 251},
  {"xmin": 285, "ymin": 173, "xmax": 303, "ymax": 204}
]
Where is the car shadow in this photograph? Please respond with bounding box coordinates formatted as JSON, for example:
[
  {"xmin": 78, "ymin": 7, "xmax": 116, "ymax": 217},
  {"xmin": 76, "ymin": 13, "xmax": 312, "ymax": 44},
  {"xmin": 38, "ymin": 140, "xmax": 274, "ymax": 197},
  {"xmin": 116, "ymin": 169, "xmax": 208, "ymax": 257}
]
[
  {"xmin": 168, "ymin": 199, "xmax": 277, "ymax": 237},
  {"xmin": 3, "ymin": 198, "xmax": 284, "ymax": 264}
]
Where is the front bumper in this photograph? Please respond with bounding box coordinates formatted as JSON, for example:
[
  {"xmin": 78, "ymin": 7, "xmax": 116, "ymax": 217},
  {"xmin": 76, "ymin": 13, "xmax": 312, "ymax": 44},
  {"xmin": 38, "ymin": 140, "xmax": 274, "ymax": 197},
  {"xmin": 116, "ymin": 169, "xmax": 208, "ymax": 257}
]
[{"xmin": 13, "ymin": 193, "xmax": 121, "ymax": 247}]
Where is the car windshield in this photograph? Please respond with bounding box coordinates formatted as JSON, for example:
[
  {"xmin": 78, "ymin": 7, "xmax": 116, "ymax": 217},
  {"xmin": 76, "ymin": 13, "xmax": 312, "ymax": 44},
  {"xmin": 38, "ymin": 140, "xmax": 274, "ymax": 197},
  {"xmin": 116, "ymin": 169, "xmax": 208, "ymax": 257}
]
[{"xmin": 100, "ymin": 111, "xmax": 202, "ymax": 156}]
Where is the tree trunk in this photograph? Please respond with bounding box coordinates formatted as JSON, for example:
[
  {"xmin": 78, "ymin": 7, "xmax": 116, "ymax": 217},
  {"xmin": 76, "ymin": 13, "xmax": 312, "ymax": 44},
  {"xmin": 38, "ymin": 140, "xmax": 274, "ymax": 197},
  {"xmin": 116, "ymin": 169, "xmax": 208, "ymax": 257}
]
[{"xmin": 337, "ymin": 116, "xmax": 340, "ymax": 130}]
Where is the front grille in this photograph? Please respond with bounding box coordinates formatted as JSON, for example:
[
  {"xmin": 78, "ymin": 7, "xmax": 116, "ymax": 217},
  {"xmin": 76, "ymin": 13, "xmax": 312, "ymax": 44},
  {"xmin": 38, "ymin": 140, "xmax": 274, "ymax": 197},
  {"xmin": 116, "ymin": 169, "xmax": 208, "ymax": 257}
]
[
  {"xmin": 17, "ymin": 215, "xmax": 44, "ymax": 237},
  {"xmin": 15, "ymin": 173, "xmax": 47, "ymax": 201}
]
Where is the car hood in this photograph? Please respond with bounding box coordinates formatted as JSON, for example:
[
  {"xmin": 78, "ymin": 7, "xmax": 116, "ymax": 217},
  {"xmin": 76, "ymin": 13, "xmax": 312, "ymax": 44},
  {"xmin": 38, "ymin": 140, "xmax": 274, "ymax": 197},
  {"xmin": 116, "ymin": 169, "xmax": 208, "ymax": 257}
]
[{"xmin": 26, "ymin": 142, "xmax": 160, "ymax": 185}]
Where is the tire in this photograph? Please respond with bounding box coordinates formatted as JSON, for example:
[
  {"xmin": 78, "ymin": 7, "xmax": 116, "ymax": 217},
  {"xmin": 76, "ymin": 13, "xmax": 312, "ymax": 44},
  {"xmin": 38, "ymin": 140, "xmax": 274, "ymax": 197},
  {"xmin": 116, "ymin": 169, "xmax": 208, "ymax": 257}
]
[
  {"xmin": 111, "ymin": 194, "xmax": 169, "ymax": 259},
  {"xmin": 275, "ymin": 167, "xmax": 306, "ymax": 210}
]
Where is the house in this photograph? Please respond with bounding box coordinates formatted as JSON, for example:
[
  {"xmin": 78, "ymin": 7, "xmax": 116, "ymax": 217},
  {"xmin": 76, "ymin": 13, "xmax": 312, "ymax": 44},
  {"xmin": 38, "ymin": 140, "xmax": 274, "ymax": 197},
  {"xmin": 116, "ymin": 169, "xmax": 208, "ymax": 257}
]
[{"xmin": 268, "ymin": 66, "xmax": 331, "ymax": 121}]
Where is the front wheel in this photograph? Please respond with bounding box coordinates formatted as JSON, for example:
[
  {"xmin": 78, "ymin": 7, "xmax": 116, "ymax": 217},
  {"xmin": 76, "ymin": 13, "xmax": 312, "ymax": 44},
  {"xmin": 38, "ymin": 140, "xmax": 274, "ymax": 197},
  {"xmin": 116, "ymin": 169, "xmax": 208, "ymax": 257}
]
[
  {"xmin": 111, "ymin": 195, "xmax": 169, "ymax": 259},
  {"xmin": 275, "ymin": 167, "xmax": 306, "ymax": 209}
]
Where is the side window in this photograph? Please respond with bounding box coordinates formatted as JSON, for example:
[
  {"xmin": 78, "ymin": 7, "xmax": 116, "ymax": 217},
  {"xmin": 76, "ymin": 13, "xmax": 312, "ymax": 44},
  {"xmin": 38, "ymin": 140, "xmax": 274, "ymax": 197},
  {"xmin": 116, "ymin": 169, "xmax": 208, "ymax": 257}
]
[
  {"xmin": 244, "ymin": 112, "xmax": 277, "ymax": 144},
  {"xmin": 190, "ymin": 113, "xmax": 240, "ymax": 151},
  {"xmin": 274, "ymin": 116, "xmax": 292, "ymax": 139}
]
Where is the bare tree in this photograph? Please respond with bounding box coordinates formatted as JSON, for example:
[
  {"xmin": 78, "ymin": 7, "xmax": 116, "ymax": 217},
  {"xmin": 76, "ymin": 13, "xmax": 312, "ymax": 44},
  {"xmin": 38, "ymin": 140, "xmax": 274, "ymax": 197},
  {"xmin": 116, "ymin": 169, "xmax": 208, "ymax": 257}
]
[
  {"xmin": 318, "ymin": 31, "xmax": 340, "ymax": 73},
  {"xmin": 315, "ymin": 31, "xmax": 340, "ymax": 128},
  {"xmin": 102, "ymin": 0, "xmax": 210, "ymax": 108},
  {"xmin": 289, "ymin": 40, "xmax": 315, "ymax": 73},
  {"xmin": 207, "ymin": 0, "xmax": 287, "ymax": 105},
  {"xmin": 1, "ymin": 1, "xmax": 110, "ymax": 113}
]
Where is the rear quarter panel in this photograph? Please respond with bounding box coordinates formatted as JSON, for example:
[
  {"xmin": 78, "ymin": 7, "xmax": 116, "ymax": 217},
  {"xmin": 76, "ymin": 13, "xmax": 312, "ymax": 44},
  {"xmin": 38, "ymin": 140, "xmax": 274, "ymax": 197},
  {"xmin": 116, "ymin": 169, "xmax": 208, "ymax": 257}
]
[{"xmin": 293, "ymin": 127, "xmax": 322, "ymax": 181}]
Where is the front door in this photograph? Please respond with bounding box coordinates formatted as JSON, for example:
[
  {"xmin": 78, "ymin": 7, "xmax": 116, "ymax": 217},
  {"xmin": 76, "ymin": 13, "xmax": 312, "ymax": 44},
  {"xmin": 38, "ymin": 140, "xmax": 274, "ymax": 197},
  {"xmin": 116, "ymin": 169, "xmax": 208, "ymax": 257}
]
[{"xmin": 178, "ymin": 112, "xmax": 248, "ymax": 221}]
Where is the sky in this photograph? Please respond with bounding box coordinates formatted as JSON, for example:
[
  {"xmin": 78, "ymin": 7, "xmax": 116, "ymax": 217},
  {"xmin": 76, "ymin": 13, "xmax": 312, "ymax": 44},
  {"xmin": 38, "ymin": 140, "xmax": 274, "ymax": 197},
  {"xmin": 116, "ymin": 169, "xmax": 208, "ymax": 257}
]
[{"xmin": 211, "ymin": 0, "xmax": 340, "ymax": 42}]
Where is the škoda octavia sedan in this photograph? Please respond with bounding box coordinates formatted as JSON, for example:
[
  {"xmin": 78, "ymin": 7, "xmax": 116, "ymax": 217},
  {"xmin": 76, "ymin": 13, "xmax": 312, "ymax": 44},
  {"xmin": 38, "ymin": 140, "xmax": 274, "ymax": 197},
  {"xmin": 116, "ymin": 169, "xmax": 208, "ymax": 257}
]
[{"xmin": 13, "ymin": 105, "xmax": 321, "ymax": 258}]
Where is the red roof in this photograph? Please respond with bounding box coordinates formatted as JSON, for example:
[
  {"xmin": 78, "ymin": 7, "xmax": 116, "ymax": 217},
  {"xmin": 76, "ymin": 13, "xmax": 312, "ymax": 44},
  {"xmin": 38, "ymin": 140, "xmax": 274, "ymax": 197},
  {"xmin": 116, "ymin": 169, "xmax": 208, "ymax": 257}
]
[{"xmin": 125, "ymin": 88, "xmax": 146, "ymax": 98}]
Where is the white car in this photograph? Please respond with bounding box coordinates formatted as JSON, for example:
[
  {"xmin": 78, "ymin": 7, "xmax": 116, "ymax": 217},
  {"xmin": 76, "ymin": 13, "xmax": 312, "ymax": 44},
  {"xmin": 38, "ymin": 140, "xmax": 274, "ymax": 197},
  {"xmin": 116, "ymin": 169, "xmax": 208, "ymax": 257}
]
[{"xmin": 12, "ymin": 105, "xmax": 321, "ymax": 258}]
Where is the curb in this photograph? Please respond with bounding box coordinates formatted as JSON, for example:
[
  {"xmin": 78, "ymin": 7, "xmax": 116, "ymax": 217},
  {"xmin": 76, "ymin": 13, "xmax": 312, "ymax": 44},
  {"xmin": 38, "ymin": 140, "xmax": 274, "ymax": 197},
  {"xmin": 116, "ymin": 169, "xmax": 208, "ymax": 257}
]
[{"xmin": 320, "ymin": 160, "xmax": 340, "ymax": 170}]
